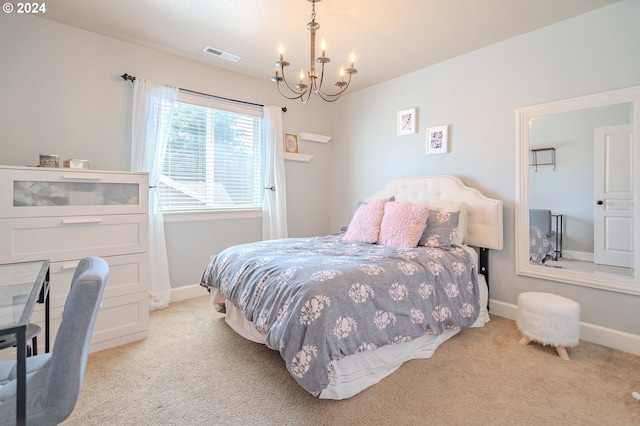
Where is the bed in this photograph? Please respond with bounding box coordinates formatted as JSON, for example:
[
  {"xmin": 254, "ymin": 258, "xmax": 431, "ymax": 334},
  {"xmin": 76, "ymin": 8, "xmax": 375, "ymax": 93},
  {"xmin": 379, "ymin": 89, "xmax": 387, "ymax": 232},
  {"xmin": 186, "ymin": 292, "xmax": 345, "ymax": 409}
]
[
  {"xmin": 529, "ymin": 209, "xmax": 559, "ymax": 264},
  {"xmin": 529, "ymin": 225, "xmax": 556, "ymax": 265},
  {"xmin": 200, "ymin": 175, "xmax": 503, "ymax": 399}
]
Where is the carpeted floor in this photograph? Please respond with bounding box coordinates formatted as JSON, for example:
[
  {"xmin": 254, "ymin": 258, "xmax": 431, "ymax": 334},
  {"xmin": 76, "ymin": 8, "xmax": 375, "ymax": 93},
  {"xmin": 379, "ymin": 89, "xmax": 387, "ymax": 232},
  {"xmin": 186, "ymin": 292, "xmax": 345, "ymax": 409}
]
[{"xmin": 62, "ymin": 296, "xmax": 640, "ymax": 425}]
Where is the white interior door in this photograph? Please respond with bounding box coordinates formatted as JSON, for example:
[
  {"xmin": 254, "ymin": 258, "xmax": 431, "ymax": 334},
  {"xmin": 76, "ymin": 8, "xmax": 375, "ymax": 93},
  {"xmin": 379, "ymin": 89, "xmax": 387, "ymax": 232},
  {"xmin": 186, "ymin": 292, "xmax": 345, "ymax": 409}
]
[{"xmin": 593, "ymin": 124, "xmax": 634, "ymax": 268}]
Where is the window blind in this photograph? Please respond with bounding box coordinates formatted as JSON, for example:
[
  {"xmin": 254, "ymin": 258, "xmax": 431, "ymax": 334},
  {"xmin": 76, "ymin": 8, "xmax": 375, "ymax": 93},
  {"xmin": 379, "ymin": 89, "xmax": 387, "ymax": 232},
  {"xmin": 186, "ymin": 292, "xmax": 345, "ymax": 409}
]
[{"xmin": 158, "ymin": 91, "xmax": 264, "ymax": 212}]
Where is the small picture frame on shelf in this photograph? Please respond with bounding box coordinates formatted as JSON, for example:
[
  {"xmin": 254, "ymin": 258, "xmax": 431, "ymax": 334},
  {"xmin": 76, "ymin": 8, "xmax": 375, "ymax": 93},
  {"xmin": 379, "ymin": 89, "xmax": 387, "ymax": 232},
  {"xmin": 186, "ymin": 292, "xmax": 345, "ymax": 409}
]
[
  {"xmin": 426, "ymin": 125, "xmax": 449, "ymax": 155},
  {"xmin": 397, "ymin": 108, "xmax": 417, "ymax": 136},
  {"xmin": 284, "ymin": 133, "xmax": 299, "ymax": 154}
]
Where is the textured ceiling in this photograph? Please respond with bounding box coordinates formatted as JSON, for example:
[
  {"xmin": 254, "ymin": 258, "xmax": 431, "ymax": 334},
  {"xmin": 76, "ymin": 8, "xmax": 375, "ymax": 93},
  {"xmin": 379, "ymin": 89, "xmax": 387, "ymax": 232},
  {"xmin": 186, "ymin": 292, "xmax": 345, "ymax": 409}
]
[{"xmin": 35, "ymin": 0, "xmax": 620, "ymax": 92}]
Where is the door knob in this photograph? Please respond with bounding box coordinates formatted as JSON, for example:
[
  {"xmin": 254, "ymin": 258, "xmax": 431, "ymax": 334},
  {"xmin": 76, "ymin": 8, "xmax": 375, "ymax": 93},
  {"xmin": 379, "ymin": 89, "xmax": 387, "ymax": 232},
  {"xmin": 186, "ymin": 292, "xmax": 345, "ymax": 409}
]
[{"xmin": 596, "ymin": 200, "xmax": 604, "ymax": 205}]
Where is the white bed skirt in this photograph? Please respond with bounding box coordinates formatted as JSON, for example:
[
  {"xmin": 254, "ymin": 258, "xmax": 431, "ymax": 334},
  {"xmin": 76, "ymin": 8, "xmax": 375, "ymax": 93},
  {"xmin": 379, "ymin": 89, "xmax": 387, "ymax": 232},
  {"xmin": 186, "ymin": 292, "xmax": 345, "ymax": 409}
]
[
  {"xmin": 209, "ymin": 273, "xmax": 490, "ymax": 400},
  {"xmin": 322, "ymin": 274, "xmax": 489, "ymax": 399}
]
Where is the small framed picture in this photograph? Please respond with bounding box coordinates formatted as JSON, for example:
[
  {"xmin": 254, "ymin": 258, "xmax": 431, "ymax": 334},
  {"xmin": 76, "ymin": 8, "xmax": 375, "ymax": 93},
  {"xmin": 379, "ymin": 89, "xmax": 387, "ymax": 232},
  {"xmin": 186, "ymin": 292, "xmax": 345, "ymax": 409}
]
[
  {"xmin": 426, "ymin": 125, "xmax": 449, "ymax": 155},
  {"xmin": 284, "ymin": 133, "xmax": 299, "ymax": 153},
  {"xmin": 397, "ymin": 108, "xmax": 417, "ymax": 136}
]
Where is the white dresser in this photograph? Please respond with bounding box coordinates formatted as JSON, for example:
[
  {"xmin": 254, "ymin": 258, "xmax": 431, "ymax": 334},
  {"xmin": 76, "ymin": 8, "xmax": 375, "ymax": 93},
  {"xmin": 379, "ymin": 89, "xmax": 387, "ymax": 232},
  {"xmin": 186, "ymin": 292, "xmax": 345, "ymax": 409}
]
[{"xmin": 0, "ymin": 165, "xmax": 149, "ymax": 359}]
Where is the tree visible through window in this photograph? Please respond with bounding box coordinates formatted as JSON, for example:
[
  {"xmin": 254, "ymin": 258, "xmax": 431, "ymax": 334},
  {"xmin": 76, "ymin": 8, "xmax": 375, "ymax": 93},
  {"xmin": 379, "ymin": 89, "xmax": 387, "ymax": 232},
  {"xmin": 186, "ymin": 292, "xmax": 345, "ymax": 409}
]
[{"xmin": 158, "ymin": 91, "xmax": 263, "ymax": 212}]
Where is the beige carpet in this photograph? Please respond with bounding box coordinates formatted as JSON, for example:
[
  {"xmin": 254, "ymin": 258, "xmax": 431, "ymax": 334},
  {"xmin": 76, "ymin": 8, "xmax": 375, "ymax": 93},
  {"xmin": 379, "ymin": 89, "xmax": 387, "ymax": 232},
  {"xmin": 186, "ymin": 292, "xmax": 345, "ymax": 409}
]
[{"xmin": 62, "ymin": 296, "xmax": 640, "ymax": 425}]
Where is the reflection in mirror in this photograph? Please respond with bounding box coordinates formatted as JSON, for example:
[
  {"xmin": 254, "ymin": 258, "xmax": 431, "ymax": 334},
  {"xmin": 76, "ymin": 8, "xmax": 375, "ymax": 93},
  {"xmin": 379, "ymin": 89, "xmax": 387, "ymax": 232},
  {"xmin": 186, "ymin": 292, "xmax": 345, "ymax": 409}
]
[
  {"xmin": 530, "ymin": 103, "xmax": 633, "ymax": 276},
  {"xmin": 516, "ymin": 86, "xmax": 640, "ymax": 295}
]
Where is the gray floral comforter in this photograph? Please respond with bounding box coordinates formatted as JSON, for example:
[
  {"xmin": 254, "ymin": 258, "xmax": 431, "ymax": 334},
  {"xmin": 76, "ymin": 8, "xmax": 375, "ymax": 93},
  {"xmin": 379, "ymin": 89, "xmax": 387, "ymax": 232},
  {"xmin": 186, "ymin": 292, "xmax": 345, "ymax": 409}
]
[
  {"xmin": 200, "ymin": 234, "xmax": 479, "ymax": 396},
  {"xmin": 530, "ymin": 225, "xmax": 556, "ymax": 264}
]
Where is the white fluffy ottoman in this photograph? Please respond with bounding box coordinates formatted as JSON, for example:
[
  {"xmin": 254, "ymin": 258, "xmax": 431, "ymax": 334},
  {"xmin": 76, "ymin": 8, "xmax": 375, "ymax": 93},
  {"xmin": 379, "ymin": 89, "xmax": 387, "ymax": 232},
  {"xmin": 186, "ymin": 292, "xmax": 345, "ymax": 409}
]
[{"xmin": 516, "ymin": 292, "xmax": 581, "ymax": 360}]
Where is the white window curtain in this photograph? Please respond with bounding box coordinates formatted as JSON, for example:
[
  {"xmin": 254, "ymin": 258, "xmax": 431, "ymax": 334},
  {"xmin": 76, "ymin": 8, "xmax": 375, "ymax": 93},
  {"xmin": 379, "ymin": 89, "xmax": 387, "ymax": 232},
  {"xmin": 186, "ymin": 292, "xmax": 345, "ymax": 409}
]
[
  {"xmin": 131, "ymin": 78, "xmax": 178, "ymax": 311},
  {"xmin": 262, "ymin": 106, "xmax": 288, "ymax": 240}
]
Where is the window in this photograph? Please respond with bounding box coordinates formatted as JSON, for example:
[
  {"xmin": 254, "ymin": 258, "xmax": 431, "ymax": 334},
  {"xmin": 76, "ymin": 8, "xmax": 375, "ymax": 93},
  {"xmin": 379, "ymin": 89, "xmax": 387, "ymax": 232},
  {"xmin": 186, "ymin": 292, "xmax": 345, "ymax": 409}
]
[{"xmin": 158, "ymin": 91, "xmax": 264, "ymax": 212}]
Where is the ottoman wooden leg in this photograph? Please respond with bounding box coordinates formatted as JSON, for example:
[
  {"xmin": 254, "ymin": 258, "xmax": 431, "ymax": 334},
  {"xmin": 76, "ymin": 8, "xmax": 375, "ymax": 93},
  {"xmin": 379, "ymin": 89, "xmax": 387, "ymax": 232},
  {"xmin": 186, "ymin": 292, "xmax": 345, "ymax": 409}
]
[
  {"xmin": 556, "ymin": 346, "xmax": 570, "ymax": 361},
  {"xmin": 519, "ymin": 336, "xmax": 531, "ymax": 345}
]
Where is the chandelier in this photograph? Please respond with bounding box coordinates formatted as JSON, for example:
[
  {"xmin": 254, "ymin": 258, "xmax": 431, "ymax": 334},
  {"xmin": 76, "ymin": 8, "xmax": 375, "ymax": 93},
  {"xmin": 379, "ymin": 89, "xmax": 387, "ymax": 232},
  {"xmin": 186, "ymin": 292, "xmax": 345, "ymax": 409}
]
[{"xmin": 271, "ymin": 0, "xmax": 357, "ymax": 103}]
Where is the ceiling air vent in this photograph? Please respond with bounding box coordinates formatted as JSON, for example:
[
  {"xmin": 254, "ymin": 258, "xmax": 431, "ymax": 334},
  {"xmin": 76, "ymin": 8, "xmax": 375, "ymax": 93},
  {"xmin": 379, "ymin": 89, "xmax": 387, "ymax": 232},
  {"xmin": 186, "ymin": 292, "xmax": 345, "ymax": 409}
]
[{"xmin": 202, "ymin": 46, "xmax": 241, "ymax": 62}]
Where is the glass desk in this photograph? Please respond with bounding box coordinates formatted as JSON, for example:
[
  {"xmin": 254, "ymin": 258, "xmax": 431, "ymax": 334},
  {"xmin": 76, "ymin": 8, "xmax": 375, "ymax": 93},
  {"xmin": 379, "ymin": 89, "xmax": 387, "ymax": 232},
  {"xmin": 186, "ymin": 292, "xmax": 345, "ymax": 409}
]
[{"xmin": 0, "ymin": 260, "xmax": 50, "ymax": 426}]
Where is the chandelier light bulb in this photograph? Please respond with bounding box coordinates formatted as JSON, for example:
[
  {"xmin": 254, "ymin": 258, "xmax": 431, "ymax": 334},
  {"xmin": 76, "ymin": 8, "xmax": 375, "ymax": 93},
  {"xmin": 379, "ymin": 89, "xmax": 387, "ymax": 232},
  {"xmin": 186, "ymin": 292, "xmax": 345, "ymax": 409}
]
[
  {"xmin": 279, "ymin": 45, "xmax": 284, "ymax": 61},
  {"xmin": 321, "ymin": 38, "xmax": 327, "ymax": 57}
]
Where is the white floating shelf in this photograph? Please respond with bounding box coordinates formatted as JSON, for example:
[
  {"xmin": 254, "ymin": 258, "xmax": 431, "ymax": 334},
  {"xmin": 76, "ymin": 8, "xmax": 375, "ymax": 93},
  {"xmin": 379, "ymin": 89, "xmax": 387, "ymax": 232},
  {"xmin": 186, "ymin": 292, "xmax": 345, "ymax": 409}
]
[
  {"xmin": 284, "ymin": 152, "xmax": 314, "ymax": 162},
  {"xmin": 298, "ymin": 132, "xmax": 332, "ymax": 143}
]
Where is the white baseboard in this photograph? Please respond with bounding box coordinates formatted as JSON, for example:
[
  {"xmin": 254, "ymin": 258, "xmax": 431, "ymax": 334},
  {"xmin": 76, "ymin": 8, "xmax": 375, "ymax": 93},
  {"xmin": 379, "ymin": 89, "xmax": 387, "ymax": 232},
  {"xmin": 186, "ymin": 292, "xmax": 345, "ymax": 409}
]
[
  {"xmin": 170, "ymin": 284, "xmax": 209, "ymax": 303},
  {"xmin": 490, "ymin": 300, "xmax": 640, "ymax": 356}
]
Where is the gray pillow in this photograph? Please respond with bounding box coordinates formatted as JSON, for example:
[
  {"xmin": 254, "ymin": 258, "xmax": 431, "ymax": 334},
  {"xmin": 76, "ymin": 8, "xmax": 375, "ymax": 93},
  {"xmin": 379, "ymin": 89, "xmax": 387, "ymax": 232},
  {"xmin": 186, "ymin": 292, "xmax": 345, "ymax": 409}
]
[{"xmin": 418, "ymin": 209, "xmax": 460, "ymax": 249}]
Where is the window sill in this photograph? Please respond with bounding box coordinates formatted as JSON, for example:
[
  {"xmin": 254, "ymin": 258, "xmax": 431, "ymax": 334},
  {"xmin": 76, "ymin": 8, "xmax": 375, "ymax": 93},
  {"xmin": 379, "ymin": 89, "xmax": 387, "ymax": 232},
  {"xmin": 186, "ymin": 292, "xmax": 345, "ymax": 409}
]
[{"xmin": 162, "ymin": 209, "xmax": 262, "ymax": 223}]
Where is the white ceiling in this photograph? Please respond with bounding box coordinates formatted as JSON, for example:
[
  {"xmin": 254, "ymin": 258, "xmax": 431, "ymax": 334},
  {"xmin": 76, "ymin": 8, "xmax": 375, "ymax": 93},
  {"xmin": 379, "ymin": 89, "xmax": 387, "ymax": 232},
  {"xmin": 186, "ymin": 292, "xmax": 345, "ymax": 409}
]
[{"xmin": 36, "ymin": 0, "xmax": 619, "ymax": 92}]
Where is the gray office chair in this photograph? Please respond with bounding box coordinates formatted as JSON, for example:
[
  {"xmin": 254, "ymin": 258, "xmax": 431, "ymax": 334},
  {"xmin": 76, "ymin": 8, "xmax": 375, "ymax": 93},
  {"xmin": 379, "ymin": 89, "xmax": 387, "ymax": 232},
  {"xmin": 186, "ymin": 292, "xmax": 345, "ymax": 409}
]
[
  {"xmin": 530, "ymin": 208, "xmax": 562, "ymax": 260},
  {"xmin": 0, "ymin": 256, "xmax": 108, "ymax": 425},
  {"xmin": 530, "ymin": 209, "xmax": 554, "ymax": 239}
]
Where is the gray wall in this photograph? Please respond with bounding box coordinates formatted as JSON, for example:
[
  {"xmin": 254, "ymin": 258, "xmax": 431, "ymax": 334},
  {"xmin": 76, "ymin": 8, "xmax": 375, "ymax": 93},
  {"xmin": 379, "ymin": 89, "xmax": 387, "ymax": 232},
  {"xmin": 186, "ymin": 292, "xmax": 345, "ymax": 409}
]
[
  {"xmin": 0, "ymin": 15, "xmax": 334, "ymax": 288},
  {"xmin": 329, "ymin": 0, "xmax": 640, "ymax": 335}
]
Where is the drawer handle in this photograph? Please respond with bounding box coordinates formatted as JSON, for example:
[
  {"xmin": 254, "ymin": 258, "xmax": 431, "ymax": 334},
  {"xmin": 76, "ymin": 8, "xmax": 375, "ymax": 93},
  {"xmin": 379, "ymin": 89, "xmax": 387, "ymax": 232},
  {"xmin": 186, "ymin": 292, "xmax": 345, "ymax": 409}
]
[
  {"xmin": 61, "ymin": 262, "xmax": 79, "ymax": 271},
  {"xmin": 61, "ymin": 174, "xmax": 104, "ymax": 181},
  {"xmin": 61, "ymin": 217, "xmax": 104, "ymax": 224}
]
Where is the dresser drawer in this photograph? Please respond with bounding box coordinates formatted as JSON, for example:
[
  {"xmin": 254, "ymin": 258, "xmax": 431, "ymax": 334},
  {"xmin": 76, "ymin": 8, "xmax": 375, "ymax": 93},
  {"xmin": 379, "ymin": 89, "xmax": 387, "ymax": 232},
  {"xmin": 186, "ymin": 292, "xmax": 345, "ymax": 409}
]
[
  {"xmin": 8, "ymin": 291, "xmax": 149, "ymax": 357},
  {"xmin": 0, "ymin": 214, "xmax": 148, "ymax": 263},
  {"xmin": 0, "ymin": 166, "xmax": 148, "ymax": 218},
  {"xmin": 90, "ymin": 291, "xmax": 149, "ymax": 351},
  {"xmin": 32, "ymin": 253, "xmax": 149, "ymax": 310}
]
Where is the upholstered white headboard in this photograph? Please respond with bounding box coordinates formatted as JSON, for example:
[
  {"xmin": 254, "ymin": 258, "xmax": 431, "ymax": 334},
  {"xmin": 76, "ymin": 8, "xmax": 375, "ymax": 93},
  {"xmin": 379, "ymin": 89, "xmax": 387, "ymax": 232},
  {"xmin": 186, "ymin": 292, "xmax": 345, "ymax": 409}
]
[{"xmin": 366, "ymin": 175, "xmax": 503, "ymax": 250}]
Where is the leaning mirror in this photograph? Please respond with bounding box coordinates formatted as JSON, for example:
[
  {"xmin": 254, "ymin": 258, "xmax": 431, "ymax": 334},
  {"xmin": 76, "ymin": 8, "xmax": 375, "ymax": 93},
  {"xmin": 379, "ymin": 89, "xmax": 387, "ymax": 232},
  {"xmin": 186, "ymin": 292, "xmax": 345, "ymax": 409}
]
[{"xmin": 516, "ymin": 85, "xmax": 640, "ymax": 295}]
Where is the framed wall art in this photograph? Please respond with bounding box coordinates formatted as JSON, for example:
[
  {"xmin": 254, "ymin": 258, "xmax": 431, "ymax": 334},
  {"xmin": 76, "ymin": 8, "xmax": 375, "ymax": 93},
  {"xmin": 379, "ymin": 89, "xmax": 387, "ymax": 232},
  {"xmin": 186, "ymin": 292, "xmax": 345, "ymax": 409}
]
[
  {"xmin": 284, "ymin": 132, "xmax": 299, "ymax": 154},
  {"xmin": 426, "ymin": 125, "xmax": 449, "ymax": 155},
  {"xmin": 397, "ymin": 108, "xmax": 417, "ymax": 136}
]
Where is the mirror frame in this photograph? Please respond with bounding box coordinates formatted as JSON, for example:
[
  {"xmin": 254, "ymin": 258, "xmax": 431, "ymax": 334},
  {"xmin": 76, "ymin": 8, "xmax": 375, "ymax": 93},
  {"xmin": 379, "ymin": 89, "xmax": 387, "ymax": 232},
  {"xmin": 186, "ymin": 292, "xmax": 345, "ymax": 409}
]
[{"xmin": 515, "ymin": 85, "xmax": 640, "ymax": 295}]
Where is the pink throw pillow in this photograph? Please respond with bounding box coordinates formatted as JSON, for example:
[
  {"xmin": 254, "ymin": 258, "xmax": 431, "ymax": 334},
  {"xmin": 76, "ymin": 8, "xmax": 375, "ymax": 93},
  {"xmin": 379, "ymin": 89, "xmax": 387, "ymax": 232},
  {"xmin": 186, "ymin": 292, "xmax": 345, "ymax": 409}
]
[
  {"xmin": 343, "ymin": 199, "xmax": 387, "ymax": 243},
  {"xmin": 378, "ymin": 202, "xmax": 429, "ymax": 248}
]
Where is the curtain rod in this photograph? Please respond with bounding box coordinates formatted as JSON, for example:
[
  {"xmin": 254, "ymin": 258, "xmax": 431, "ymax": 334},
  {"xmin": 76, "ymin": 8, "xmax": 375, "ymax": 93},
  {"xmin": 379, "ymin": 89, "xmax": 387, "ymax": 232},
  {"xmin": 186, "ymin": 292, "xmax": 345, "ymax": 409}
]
[{"xmin": 121, "ymin": 73, "xmax": 287, "ymax": 112}]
